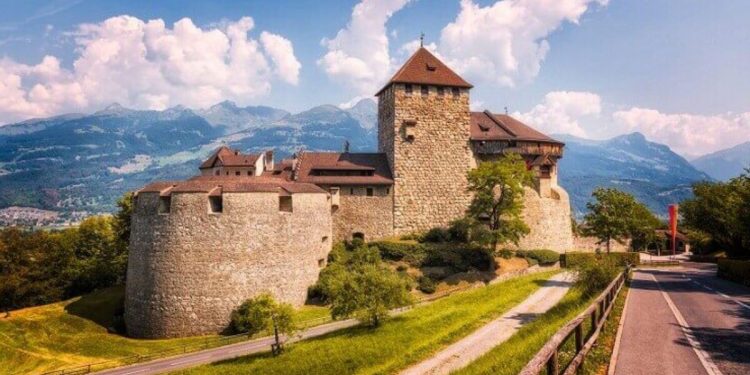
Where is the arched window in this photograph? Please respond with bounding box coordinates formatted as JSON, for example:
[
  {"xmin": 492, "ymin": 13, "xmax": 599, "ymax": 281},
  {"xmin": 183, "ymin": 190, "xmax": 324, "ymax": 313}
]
[{"xmin": 352, "ymin": 232, "xmax": 365, "ymax": 241}]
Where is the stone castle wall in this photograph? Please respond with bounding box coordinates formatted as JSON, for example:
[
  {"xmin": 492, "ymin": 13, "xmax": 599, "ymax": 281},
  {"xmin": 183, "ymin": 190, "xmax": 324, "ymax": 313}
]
[
  {"xmin": 378, "ymin": 84, "xmax": 474, "ymax": 235},
  {"xmin": 514, "ymin": 186, "xmax": 575, "ymax": 252},
  {"xmin": 330, "ymin": 185, "xmax": 394, "ymax": 242},
  {"xmin": 125, "ymin": 191, "xmax": 332, "ymax": 338}
]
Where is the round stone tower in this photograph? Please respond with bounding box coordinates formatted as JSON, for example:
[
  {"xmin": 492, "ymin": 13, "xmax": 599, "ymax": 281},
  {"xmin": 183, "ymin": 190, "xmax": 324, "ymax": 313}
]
[{"xmin": 124, "ymin": 178, "xmax": 332, "ymax": 338}]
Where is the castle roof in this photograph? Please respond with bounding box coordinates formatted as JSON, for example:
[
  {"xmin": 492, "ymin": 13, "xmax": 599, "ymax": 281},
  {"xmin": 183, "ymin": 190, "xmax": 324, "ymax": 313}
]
[
  {"xmin": 295, "ymin": 152, "xmax": 394, "ymax": 185},
  {"xmin": 376, "ymin": 47, "xmax": 472, "ymax": 96},
  {"xmin": 470, "ymin": 111, "xmax": 563, "ymax": 145},
  {"xmin": 138, "ymin": 176, "xmax": 325, "ymax": 195},
  {"xmin": 199, "ymin": 146, "xmax": 261, "ymax": 169}
]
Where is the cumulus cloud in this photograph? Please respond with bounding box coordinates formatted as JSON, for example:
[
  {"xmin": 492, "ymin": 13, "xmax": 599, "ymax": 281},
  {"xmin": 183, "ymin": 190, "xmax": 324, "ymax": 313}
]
[
  {"xmin": 612, "ymin": 108, "xmax": 750, "ymax": 156},
  {"xmin": 514, "ymin": 91, "xmax": 601, "ymax": 137},
  {"xmin": 318, "ymin": 0, "xmax": 411, "ymax": 95},
  {"xmin": 438, "ymin": 0, "xmax": 607, "ymax": 87},
  {"xmin": 0, "ymin": 15, "xmax": 300, "ymax": 124}
]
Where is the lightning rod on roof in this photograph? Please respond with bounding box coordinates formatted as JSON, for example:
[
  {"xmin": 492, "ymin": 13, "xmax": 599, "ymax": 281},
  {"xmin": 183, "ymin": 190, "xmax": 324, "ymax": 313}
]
[
  {"xmin": 420, "ymin": 32, "xmax": 424, "ymax": 47},
  {"xmin": 504, "ymin": 106, "xmax": 508, "ymax": 115},
  {"xmin": 343, "ymin": 140, "xmax": 350, "ymax": 153}
]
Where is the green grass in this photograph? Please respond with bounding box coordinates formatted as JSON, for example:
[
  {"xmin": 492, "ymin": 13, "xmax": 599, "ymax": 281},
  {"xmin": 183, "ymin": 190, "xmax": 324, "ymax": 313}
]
[
  {"xmin": 0, "ymin": 287, "xmax": 331, "ymax": 375},
  {"xmin": 579, "ymin": 284, "xmax": 629, "ymax": 375},
  {"xmin": 176, "ymin": 271, "xmax": 559, "ymax": 375}
]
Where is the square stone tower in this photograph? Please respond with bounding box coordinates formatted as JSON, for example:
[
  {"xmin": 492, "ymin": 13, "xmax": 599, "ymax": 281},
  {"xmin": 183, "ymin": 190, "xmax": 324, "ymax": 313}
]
[{"xmin": 376, "ymin": 47, "xmax": 475, "ymax": 235}]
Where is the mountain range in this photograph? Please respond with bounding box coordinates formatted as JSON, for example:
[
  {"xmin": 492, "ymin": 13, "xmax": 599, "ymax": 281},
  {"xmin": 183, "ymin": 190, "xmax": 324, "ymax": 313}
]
[
  {"xmin": 0, "ymin": 99, "xmax": 720, "ymax": 225},
  {"xmin": 691, "ymin": 141, "xmax": 750, "ymax": 181}
]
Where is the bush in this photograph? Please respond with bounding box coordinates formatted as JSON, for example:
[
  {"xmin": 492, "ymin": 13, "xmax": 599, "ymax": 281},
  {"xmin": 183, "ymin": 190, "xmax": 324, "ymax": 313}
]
[
  {"xmin": 574, "ymin": 257, "xmax": 621, "ymax": 297},
  {"xmin": 717, "ymin": 259, "xmax": 750, "ymax": 287},
  {"xmin": 448, "ymin": 218, "xmax": 473, "ymax": 243},
  {"xmin": 370, "ymin": 241, "xmax": 427, "ymax": 266},
  {"xmin": 417, "ymin": 276, "xmax": 437, "ymax": 294},
  {"xmin": 396, "ymin": 264, "xmax": 408, "ymax": 272},
  {"xmin": 516, "ymin": 249, "xmax": 560, "ymax": 266},
  {"xmin": 497, "ymin": 249, "xmax": 514, "ymax": 259},
  {"xmin": 422, "ymin": 244, "xmax": 494, "ymax": 272},
  {"xmin": 561, "ymin": 252, "xmax": 640, "ymax": 268},
  {"xmin": 526, "ymin": 257, "xmax": 539, "ymax": 266},
  {"xmin": 230, "ymin": 293, "xmax": 296, "ymax": 335},
  {"xmin": 423, "ymin": 227, "xmax": 452, "ymax": 243}
]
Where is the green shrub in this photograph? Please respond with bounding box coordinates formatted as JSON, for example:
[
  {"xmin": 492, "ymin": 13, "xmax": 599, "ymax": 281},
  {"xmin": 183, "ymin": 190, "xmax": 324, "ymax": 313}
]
[
  {"xmin": 448, "ymin": 218, "xmax": 474, "ymax": 243},
  {"xmin": 516, "ymin": 249, "xmax": 559, "ymax": 266},
  {"xmin": 526, "ymin": 257, "xmax": 539, "ymax": 266},
  {"xmin": 417, "ymin": 276, "xmax": 437, "ymax": 294},
  {"xmin": 497, "ymin": 249, "xmax": 514, "ymax": 259},
  {"xmin": 399, "ymin": 233, "xmax": 423, "ymax": 241},
  {"xmin": 560, "ymin": 252, "xmax": 640, "ymax": 268},
  {"xmin": 423, "ymin": 227, "xmax": 452, "ymax": 243},
  {"xmin": 370, "ymin": 241, "xmax": 427, "ymax": 266},
  {"xmin": 396, "ymin": 264, "xmax": 408, "ymax": 272},
  {"xmin": 422, "ymin": 244, "xmax": 494, "ymax": 272},
  {"xmin": 717, "ymin": 259, "xmax": 750, "ymax": 287},
  {"xmin": 230, "ymin": 294, "xmax": 296, "ymax": 335},
  {"xmin": 574, "ymin": 257, "xmax": 621, "ymax": 297}
]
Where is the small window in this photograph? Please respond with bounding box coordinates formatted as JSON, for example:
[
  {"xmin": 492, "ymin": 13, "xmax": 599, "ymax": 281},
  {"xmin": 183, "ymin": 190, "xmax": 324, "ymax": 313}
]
[
  {"xmin": 366, "ymin": 187, "xmax": 374, "ymax": 196},
  {"xmin": 352, "ymin": 232, "xmax": 365, "ymax": 241},
  {"xmin": 279, "ymin": 196, "xmax": 293, "ymax": 212},
  {"xmin": 215, "ymin": 170, "xmax": 220, "ymax": 176},
  {"xmin": 386, "ymin": 187, "xmax": 390, "ymax": 195},
  {"xmin": 209, "ymin": 195, "xmax": 223, "ymax": 213},
  {"xmin": 235, "ymin": 171, "xmax": 240, "ymax": 176},
  {"xmin": 158, "ymin": 196, "xmax": 171, "ymax": 214},
  {"xmin": 452, "ymin": 87, "xmax": 460, "ymax": 97},
  {"xmin": 226, "ymin": 171, "xmax": 229, "ymax": 176},
  {"xmin": 247, "ymin": 171, "xmax": 252, "ymax": 176},
  {"xmin": 421, "ymin": 85, "xmax": 428, "ymax": 96},
  {"xmin": 350, "ymin": 187, "xmax": 355, "ymax": 195},
  {"xmin": 405, "ymin": 84, "xmax": 413, "ymax": 95},
  {"xmin": 437, "ymin": 87, "xmax": 444, "ymax": 96},
  {"xmin": 322, "ymin": 236, "xmax": 329, "ymax": 243},
  {"xmin": 318, "ymin": 258, "xmax": 326, "ymax": 268}
]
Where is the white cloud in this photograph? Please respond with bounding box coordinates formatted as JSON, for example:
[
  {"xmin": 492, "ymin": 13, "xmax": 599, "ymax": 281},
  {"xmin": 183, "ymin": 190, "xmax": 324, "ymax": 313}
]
[
  {"xmin": 438, "ymin": 0, "xmax": 607, "ymax": 87},
  {"xmin": 514, "ymin": 91, "xmax": 601, "ymax": 137},
  {"xmin": 318, "ymin": 0, "xmax": 411, "ymax": 95},
  {"xmin": 612, "ymin": 108, "xmax": 750, "ymax": 156},
  {"xmin": 0, "ymin": 15, "xmax": 300, "ymax": 124}
]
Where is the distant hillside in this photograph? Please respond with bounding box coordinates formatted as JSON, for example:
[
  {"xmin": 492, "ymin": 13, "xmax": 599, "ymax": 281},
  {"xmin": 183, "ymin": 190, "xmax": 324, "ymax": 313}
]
[
  {"xmin": 0, "ymin": 101, "xmax": 712, "ymax": 224},
  {"xmin": 555, "ymin": 132, "xmax": 711, "ymax": 217},
  {"xmin": 691, "ymin": 141, "xmax": 750, "ymax": 180}
]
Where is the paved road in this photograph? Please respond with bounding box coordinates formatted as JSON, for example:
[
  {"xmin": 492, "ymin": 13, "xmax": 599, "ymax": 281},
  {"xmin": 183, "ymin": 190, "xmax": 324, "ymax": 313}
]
[
  {"xmin": 95, "ymin": 319, "xmax": 360, "ymax": 375},
  {"xmin": 613, "ymin": 263, "xmax": 750, "ymax": 375},
  {"xmin": 400, "ymin": 272, "xmax": 574, "ymax": 375}
]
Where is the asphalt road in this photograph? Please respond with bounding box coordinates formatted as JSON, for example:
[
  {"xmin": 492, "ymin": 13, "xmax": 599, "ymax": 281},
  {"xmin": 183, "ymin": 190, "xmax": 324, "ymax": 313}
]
[
  {"xmin": 613, "ymin": 263, "xmax": 750, "ymax": 375},
  {"xmin": 94, "ymin": 318, "xmax": 360, "ymax": 375}
]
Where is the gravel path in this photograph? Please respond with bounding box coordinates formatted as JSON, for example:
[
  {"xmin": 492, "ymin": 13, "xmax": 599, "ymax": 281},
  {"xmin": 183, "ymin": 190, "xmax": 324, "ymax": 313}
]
[{"xmin": 399, "ymin": 272, "xmax": 575, "ymax": 375}]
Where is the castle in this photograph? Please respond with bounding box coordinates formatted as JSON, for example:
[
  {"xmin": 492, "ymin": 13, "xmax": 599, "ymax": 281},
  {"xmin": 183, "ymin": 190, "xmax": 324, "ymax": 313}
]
[{"xmin": 125, "ymin": 48, "xmax": 573, "ymax": 338}]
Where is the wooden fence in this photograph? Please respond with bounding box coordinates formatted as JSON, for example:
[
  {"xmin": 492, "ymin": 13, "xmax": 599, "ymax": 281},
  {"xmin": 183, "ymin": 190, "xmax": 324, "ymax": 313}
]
[{"xmin": 518, "ymin": 267, "xmax": 629, "ymax": 375}]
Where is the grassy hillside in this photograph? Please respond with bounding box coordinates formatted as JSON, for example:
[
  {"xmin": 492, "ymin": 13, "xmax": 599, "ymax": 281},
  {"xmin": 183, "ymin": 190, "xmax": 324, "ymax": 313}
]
[
  {"xmin": 0, "ymin": 287, "xmax": 329, "ymax": 374},
  {"xmin": 176, "ymin": 271, "xmax": 558, "ymax": 375}
]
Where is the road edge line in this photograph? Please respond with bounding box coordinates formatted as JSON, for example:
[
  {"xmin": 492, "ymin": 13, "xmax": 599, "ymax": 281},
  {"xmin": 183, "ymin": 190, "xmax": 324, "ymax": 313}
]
[
  {"xmin": 607, "ymin": 275, "xmax": 631, "ymax": 375},
  {"xmin": 650, "ymin": 273, "xmax": 723, "ymax": 375}
]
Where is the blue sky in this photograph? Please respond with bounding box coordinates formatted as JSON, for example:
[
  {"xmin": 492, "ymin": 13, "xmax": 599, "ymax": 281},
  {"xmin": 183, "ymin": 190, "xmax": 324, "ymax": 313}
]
[{"xmin": 0, "ymin": 0, "xmax": 748, "ymax": 157}]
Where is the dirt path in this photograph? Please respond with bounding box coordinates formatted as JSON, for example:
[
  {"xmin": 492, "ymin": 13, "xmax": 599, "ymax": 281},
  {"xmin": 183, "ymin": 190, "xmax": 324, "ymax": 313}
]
[{"xmin": 399, "ymin": 272, "xmax": 575, "ymax": 375}]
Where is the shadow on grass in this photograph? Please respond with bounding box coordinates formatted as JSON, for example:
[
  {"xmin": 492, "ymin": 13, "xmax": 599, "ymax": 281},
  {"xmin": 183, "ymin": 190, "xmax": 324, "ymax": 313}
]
[{"xmin": 64, "ymin": 285, "xmax": 125, "ymax": 329}]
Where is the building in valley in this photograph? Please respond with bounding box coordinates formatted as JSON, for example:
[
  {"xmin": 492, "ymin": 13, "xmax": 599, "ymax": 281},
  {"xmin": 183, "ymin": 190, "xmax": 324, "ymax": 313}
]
[{"xmin": 125, "ymin": 47, "xmax": 573, "ymax": 338}]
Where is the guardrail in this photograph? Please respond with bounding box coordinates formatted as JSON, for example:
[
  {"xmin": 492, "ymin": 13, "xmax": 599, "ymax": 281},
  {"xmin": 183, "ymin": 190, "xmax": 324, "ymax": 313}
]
[{"xmin": 519, "ymin": 267, "xmax": 629, "ymax": 375}]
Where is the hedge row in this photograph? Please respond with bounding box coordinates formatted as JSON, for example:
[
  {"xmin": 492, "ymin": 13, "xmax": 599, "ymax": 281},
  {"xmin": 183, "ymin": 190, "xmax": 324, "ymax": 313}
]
[
  {"xmin": 560, "ymin": 252, "xmax": 640, "ymax": 268},
  {"xmin": 717, "ymin": 259, "xmax": 750, "ymax": 287},
  {"xmin": 369, "ymin": 240, "xmax": 493, "ymax": 273},
  {"xmin": 515, "ymin": 249, "xmax": 560, "ymax": 266}
]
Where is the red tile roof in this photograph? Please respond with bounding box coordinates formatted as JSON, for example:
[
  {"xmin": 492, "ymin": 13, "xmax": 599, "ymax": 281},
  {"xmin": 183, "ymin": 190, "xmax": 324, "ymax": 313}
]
[
  {"xmin": 138, "ymin": 175, "xmax": 325, "ymax": 195},
  {"xmin": 470, "ymin": 111, "xmax": 563, "ymax": 144},
  {"xmin": 295, "ymin": 152, "xmax": 393, "ymax": 185},
  {"xmin": 376, "ymin": 47, "xmax": 472, "ymax": 95},
  {"xmin": 199, "ymin": 146, "xmax": 261, "ymax": 169}
]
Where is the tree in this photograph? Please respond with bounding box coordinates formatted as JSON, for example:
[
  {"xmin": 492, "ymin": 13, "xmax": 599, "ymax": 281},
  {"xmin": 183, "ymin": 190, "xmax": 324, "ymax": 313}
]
[
  {"xmin": 583, "ymin": 188, "xmax": 646, "ymax": 253},
  {"xmin": 231, "ymin": 293, "xmax": 297, "ymax": 350},
  {"xmin": 317, "ymin": 245, "xmax": 413, "ymax": 327},
  {"xmin": 466, "ymin": 154, "xmax": 534, "ymax": 250},
  {"xmin": 682, "ymin": 171, "xmax": 750, "ymax": 257},
  {"xmin": 628, "ymin": 202, "xmax": 663, "ymax": 252}
]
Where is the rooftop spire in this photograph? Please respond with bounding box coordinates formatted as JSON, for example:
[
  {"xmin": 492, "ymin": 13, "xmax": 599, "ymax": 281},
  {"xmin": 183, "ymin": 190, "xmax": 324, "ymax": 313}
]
[{"xmin": 419, "ymin": 32, "xmax": 424, "ymax": 47}]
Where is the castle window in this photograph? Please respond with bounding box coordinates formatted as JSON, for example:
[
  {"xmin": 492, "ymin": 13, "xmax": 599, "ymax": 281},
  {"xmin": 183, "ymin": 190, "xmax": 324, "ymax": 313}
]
[
  {"xmin": 226, "ymin": 171, "xmax": 229, "ymax": 176},
  {"xmin": 452, "ymin": 87, "xmax": 460, "ymax": 98},
  {"xmin": 209, "ymin": 195, "xmax": 223, "ymax": 213},
  {"xmin": 247, "ymin": 171, "xmax": 252, "ymax": 176},
  {"xmin": 540, "ymin": 165, "xmax": 552, "ymax": 178},
  {"xmin": 352, "ymin": 232, "xmax": 365, "ymax": 241},
  {"xmin": 366, "ymin": 187, "xmax": 374, "ymax": 197},
  {"xmin": 350, "ymin": 187, "xmax": 355, "ymax": 195},
  {"xmin": 405, "ymin": 84, "xmax": 413, "ymax": 95},
  {"xmin": 158, "ymin": 196, "xmax": 171, "ymax": 214},
  {"xmin": 421, "ymin": 85, "xmax": 429, "ymax": 96},
  {"xmin": 215, "ymin": 169, "xmax": 220, "ymax": 176},
  {"xmin": 386, "ymin": 187, "xmax": 390, "ymax": 195},
  {"xmin": 318, "ymin": 258, "xmax": 326, "ymax": 268},
  {"xmin": 279, "ymin": 195, "xmax": 293, "ymax": 212},
  {"xmin": 235, "ymin": 171, "xmax": 241, "ymax": 176},
  {"xmin": 437, "ymin": 87, "xmax": 444, "ymax": 96}
]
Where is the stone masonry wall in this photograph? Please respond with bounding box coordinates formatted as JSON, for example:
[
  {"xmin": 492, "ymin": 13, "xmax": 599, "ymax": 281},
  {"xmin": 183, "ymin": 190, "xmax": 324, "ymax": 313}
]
[
  {"xmin": 514, "ymin": 186, "xmax": 575, "ymax": 252},
  {"xmin": 378, "ymin": 84, "xmax": 474, "ymax": 235},
  {"xmin": 330, "ymin": 186, "xmax": 394, "ymax": 243},
  {"xmin": 125, "ymin": 191, "xmax": 332, "ymax": 338}
]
